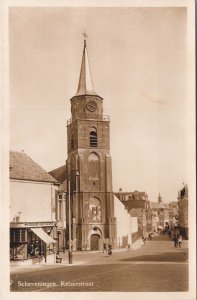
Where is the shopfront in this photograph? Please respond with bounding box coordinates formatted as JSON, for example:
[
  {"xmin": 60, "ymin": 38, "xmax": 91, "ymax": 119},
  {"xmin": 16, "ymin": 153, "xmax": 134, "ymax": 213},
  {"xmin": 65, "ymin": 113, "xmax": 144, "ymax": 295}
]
[{"xmin": 10, "ymin": 222, "xmax": 57, "ymax": 264}]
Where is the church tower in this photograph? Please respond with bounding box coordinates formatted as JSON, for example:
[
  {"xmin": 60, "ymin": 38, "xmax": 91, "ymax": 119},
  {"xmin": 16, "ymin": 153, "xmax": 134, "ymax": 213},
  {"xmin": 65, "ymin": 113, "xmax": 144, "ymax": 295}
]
[{"xmin": 66, "ymin": 36, "xmax": 116, "ymax": 250}]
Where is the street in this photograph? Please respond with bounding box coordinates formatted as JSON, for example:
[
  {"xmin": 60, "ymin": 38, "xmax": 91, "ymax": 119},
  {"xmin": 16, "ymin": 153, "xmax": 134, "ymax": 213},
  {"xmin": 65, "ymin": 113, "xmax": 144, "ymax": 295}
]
[{"xmin": 10, "ymin": 234, "xmax": 188, "ymax": 292}]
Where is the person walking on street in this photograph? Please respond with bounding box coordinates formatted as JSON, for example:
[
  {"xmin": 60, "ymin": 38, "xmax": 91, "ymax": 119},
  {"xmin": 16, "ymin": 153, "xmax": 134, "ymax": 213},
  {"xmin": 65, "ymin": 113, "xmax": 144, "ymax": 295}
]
[
  {"xmin": 142, "ymin": 235, "xmax": 146, "ymax": 246},
  {"xmin": 108, "ymin": 244, "xmax": 112, "ymax": 256},
  {"xmin": 178, "ymin": 235, "xmax": 182, "ymax": 247},
  {"xmin": 174, "ymin": 235, "xmax": 178, "ymax": 247}
]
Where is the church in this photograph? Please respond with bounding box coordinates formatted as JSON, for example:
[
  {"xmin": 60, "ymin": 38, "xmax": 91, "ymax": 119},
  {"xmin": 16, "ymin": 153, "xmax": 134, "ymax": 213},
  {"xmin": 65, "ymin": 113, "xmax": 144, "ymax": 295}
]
[{"xmin": 50, "ymin": 36, "xmax": 117, "ymax": 251}]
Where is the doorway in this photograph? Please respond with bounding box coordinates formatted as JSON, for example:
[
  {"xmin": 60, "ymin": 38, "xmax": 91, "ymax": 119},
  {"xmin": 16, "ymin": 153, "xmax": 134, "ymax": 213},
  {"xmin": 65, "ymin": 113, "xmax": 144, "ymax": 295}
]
[{"xmin": 90, "ymin": 234, "xmax": 100, "ymax": 250}]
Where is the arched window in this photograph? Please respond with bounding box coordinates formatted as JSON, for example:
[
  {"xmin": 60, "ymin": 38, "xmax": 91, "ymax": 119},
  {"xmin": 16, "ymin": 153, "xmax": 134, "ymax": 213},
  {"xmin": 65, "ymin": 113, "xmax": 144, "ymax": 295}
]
[
  {"xmin": 88, "ymin": 152, "xmax": 100, "ymax": 191},
  {"xmin": 90, "ymin": 127, "xmax": 97, "ymax": 147},
  {"xmin": 88, "ymin": 153, "xmax": 99, "ymax": 179},
  {"xmin": 88, "ymin": 197, "xmax": 101, "ymax": 223}
]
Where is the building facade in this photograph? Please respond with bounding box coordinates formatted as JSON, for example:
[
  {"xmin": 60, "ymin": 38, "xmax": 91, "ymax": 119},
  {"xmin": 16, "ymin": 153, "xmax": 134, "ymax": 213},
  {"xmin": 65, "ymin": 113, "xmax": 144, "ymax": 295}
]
[
  {"xmin": 115, "ymin": 191, "xmax": 149, "ymax": 241},
  {"xmin": 177, "ymin": 184, "xmax": 188, "ymax": 239},
  {"xmin": 114, "ymin": 195, "xmax": 133, "ymax": 248},
  {"xmin": 168, "ymin": 201, "xmax": 179, "ymax": 230},
  {"xmin": 150, "ymin": 193, "xmax": 170, "ymax": 230},
  {"xmin": 10, "ymin": 151, "xmax": 59, "ymax": 264},
  {"xmin": 49, "ymin": 165, "xmax": 67, "ymax": 252}
]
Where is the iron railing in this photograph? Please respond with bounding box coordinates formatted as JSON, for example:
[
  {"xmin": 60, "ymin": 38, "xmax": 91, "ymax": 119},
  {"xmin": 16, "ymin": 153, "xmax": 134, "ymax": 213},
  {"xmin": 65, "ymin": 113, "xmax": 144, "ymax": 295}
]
[{"xmin": 67, "ymin": 114, "xmax": 110, "ymax": 125}]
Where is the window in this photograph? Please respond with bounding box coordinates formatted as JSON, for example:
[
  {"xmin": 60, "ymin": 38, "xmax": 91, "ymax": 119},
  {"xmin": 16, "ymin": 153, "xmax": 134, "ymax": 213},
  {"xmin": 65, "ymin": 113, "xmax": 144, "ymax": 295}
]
[
  {"xmin": 90, "ymin": 128, "xmax": 97, "ymax": 147},
  {"xmin": 11, "ymin": 229, "xmax": 27, "ymax": 243},
  {"xmin": 88, "ymin": 197, "xmax": 101, "ymax": 222},
  {"xmin": 92, "ymin": 206, "xmax": 98, "ymax": 214},
  {"xmin": 58, "ymin": 201, "xmax": 62, "ymax": 220}
]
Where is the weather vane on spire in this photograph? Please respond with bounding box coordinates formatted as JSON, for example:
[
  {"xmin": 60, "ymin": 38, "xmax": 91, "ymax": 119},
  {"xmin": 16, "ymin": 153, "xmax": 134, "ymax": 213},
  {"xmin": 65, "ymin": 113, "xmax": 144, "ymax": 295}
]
[{"xmin": 83, "ymin": 30, "xmax": 88, "ymax": 46}]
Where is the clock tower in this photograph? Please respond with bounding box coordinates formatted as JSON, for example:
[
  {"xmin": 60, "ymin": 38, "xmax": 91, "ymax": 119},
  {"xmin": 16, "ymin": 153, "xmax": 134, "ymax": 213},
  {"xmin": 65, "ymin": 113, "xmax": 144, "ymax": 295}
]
[{"xmin": 66, "ymin": 37, "xmax": 116, "ymax": 250}]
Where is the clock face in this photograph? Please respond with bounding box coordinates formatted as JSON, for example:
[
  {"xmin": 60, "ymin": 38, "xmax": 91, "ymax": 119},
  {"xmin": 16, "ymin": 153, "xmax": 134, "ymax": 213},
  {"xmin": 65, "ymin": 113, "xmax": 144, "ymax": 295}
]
[{"xmin": 86, "ymin": 101, "xmax": 97, "ymax": 112}]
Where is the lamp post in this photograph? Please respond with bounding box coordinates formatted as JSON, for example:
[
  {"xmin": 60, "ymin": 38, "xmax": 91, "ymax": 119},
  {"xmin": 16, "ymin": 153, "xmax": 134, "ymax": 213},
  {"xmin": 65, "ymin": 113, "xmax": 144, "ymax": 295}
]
[
  {"xmin": 68, "ymin": 178, "xmax": 72, "ymax": 264},
  {"xmin": 57, "ymin": 230, "xmax": 61, "ymax": 254},
  {"xmin": 68, "ymin": 169, "xmax": 79, "ymax": 264}
]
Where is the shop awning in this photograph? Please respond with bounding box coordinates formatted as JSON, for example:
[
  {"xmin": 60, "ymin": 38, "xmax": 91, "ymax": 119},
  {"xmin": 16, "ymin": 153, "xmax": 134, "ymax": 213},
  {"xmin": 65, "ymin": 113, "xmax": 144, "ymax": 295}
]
[{"xmin": 30, "ymin": 227, "xmax": 57, "ymax": 244}]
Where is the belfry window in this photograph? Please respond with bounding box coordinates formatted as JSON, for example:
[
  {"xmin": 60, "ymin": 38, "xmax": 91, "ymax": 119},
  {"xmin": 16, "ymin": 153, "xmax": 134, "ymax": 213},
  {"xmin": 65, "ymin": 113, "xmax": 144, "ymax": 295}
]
[{"xmin": 90, "ymin": 128, "xmax": 97, "ymax": 147}]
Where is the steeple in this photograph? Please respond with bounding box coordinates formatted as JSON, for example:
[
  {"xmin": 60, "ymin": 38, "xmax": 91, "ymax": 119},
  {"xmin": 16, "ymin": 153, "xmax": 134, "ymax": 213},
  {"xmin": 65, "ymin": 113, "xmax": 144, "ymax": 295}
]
[
  {"xmin": 75, "ymin": 32, "xmax": 98, "ymax": 97},
  {"xmin": 158, "ymin": 193, "xmax": 162, "ymax": 203}
]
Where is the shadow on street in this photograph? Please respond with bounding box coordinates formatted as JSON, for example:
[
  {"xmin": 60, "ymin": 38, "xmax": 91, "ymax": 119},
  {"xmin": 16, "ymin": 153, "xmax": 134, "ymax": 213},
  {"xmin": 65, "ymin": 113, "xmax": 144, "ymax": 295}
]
[{"xmin": 120, "ymin": 250, "xmax": 188, "ymax": 262}]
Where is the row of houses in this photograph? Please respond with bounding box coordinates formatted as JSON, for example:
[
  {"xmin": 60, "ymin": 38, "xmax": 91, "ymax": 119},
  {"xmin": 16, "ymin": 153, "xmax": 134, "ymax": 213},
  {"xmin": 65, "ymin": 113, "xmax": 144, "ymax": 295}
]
[{"xmin": 115, "ymin": 189, "xmax": 187, "ymax": 240}]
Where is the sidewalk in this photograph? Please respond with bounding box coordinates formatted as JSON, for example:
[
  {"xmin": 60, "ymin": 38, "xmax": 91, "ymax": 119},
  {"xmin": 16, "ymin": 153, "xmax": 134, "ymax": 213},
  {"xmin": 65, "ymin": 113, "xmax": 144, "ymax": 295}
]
[
  {"xmin": 10, "ymin": 238, "xmax": 144, "ymax": 273},
  {"xmin": 131, "ymin": 238, "xmax": 143, "ymax": 250}
]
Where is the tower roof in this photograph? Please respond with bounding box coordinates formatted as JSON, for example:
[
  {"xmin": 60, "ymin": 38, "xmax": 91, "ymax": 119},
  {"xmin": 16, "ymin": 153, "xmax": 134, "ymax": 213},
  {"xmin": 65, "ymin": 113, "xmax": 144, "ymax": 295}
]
[{"xmin": 75, "ymin": 37, "xmax": 98, "ymax": 97}]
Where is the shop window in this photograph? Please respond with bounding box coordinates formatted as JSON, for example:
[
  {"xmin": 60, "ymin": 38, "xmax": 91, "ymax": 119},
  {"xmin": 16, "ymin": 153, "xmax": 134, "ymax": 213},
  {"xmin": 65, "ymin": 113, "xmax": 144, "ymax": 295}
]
[
  {"xmin": 12, "ymin": 229, "xmax": 27, "ymax": 243},
  {"xmin": 10, "ymin": 230, "xmax": 15, "ymax": 243}
]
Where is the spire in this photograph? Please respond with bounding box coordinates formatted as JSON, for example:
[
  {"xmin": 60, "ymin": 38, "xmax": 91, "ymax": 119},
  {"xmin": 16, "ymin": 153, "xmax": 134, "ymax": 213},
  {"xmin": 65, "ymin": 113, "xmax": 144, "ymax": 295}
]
[
  {"xmin": 158, "ymin": 193, "xmax": 162, "ymax": 203},
  {"xmin": 75, "ymin": 31, "xmax": 98, "ymax": 96}
]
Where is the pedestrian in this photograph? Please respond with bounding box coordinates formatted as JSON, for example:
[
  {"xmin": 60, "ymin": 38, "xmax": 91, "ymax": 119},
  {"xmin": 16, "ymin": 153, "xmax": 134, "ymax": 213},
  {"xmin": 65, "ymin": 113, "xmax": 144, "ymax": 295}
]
[
  {"xmin": 103, "ymin": 243, "xmax": 106, "ymax": 253},
  {"xmin": 178, "ymin": 235, "xmax": 182, "ymax": 247},
  {"xmin": 35, "ymin": 246, "xmax": 39, "ymax": 256},
  {"xmin": 127, "ymin": 243, "xmax": 131, "ymax": 251},
  {"xmin": 174, "ymin": 235, "xmax": 178, "ymax": 247},
  {"xmin": 142, "ymin": 236, "xmax": 146, "ymax": 245},
  {"xmin": 28, "ymin": 243, "xmax": 34, "ymax": 257},
  {"xmin": 108, "ymin": 244, "xmax": 112, "ymax": 256}
]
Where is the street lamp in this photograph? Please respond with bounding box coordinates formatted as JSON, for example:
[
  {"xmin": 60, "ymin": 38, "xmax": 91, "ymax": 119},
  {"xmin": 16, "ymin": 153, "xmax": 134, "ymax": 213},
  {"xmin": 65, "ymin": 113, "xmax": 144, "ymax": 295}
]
[
  {"xmin": 57, "ymin": 230, "xmax": 61, "ymax": 254},
  {"xmin": 68, "ymin": 168, "xmax": 79, "ymax": 264}
]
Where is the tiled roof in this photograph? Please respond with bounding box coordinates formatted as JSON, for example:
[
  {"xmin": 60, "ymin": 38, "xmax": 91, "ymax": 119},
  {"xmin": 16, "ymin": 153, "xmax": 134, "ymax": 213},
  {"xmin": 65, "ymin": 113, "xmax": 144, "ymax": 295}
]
[
  {"xmin": 49, "ymin": 165, "xmax": 67, "ymax": 183},
  {"xmin": 9, "ymin": 151, "xmax": 58, "ymax": 183}
]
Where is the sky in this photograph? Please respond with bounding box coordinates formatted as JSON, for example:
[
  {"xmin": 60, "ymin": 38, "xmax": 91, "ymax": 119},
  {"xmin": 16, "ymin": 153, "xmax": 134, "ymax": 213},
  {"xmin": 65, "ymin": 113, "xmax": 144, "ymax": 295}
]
[{"xmin": 9, "ymin": 6, "xmax": 195, "ymax": 203}]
